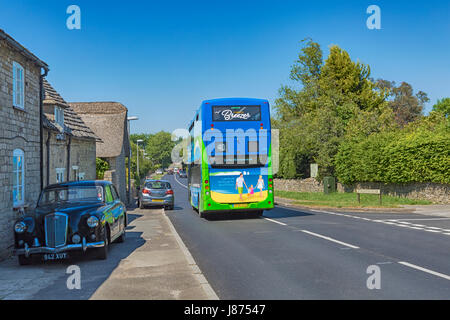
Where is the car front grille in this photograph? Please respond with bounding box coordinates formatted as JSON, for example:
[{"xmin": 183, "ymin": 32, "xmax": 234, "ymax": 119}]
[{"xmin": 45, "ymin": 213, "xmax": 68, "ymax": 248}]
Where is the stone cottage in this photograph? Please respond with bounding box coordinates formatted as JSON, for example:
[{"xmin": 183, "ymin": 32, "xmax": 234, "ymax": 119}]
[
  {"xmin": 0, "ymin": 30, "xmax": 49, "ymax": 259},
  {"xmin": 69, "ymin": 102, "xmax": 130, "ymax": 203},
  {"xmin": 42, "ymin": 79, "xmax": 100, "ymax": 186}
]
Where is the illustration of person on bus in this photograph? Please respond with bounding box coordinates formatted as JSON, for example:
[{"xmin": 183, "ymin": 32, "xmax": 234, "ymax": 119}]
[
  {"xmin": 256, "ymin": 175, "xmax": 265, "ymax": 197},
  {"xmin": 235, "ymin": 172, "xmax": 248, "ymax": 201}
]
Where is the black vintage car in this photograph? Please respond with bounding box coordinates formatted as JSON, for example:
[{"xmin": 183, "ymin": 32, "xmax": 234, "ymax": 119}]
[{"xmin": 13, "ymin": 180, "xmax": 127, "ymax": 265}]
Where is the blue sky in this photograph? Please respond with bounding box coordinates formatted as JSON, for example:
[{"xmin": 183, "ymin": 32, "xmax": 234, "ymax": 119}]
[{"xmin": 1, "ymin": 0, "xmax": 449, "ymax": 134}]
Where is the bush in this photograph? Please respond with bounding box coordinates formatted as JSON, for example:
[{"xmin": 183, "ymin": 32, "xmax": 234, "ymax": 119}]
[
  {"xmin": 335, "ymin": 115, "xmax": 450, "ymax": 184},
  {"xmin": 96, "ymin": 158, "xmax": 110, "ymax": 180}
]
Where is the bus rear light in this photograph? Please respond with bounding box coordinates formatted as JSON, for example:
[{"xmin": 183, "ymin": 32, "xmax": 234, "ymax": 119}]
[
  {"xmin": 205, "ymin": 186, "xmax": 209, "ymax": 190},
  {"xmin": 269, "ymin": 184, "xmax": 273, "ymax": 188},
  {"xmin": 205, "ymin": 180, "xmax": 209, "ymax": 184},
  {"xmin": 208, "ymin": 203, "xmax": 211, "ymax": 207},
  {"xmin": 269, "ymin": 178, "xmax": 273, "ymax": 182},
  {"xmin": 268, "ymin": 201, "xmax": 271, "ymax": 204}
]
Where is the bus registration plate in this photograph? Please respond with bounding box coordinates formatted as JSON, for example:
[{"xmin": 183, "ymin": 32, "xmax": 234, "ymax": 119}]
[{"xmin": 233, "ymin": 204, "xmax": 248, "ymax": 208}]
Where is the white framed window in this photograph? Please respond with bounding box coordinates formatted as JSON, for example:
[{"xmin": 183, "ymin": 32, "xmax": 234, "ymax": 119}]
[
  {"xmin": 56, "ymin": 168, "xmax": 65, "ymax": 183},
  {"xmin": 12, "ymin": 62, "xmax": 25, "ymax": 109},
  {"xmin": 55, "ymin": 106, "xmax": 64, "ymax": 126},
  {"xmin": 13, "ymin": 149, "xmax": 25, "ymax": 207}
]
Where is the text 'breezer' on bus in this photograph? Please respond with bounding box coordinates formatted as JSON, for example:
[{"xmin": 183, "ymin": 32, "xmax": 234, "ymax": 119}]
[{"xmin": 187, "ymin": 98, "xmax": 274, "ymax": 218}]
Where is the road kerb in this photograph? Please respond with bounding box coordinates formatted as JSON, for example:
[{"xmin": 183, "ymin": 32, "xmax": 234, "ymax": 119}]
[{"xmin": 163, "ymin": 212, "xmax": 219, "ymax": 300}]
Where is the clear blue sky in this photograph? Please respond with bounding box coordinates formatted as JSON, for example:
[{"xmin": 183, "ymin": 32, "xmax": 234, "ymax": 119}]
[{"xmin": 1, "ymin": 0, "xmax": 449, "ymax": 134}]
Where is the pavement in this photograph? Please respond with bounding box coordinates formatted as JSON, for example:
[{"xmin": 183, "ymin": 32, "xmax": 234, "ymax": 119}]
[
  {"xmin": 166, "ymin": 174, "xmax": 450, "ymax": 299},
  {"xmin": 0, "ymin": 207, "xmax": 217, "ymax": 300}
]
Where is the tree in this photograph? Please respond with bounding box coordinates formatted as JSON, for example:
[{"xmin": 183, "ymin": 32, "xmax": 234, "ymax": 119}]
[
  {"xmin": 432, "ymin": 98, "xmax": 450, "ymax": 117},
  {"xmin": 145, "ymin": 131, "xmax": 176, "ymax": 169},
  {"xmin": 274, "ymin": 40, "xmax": 391, "ymax": 179},
  {"xmin": 376, "ymin": 80, "xmax": 429, "ymax": 126}
]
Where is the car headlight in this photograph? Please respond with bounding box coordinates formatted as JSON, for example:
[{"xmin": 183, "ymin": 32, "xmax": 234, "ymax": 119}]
[
  {"xmin": 87, "ymin": 216, "xmax": 99, "ymax": 228},
  {"xmin": 14, "ymin": 222, "xmax": 26, "ymax": 233},
  {"xmin": 72, "ymin": 234, "xmax": 81, "ymax": 244}
]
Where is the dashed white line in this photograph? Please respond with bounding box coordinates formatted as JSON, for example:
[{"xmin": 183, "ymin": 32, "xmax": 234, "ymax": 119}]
[
  {"xmin": 263, "ymin": 218, "xmax": 287, "ymax": 226},
  {"xmin": 299, "ymin": 230, "xmax": 360, "ymax": 249},
  {"xmin": 398, "ymin": 262, "xmax": 450, "ymax": 281},
  {"xmin": 173, "ymin": 174, "xmax": 188, "ymax": 189}
]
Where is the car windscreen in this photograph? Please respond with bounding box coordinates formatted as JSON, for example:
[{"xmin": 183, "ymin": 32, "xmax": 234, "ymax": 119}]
[
  {"xmin": 38, "ymin": 186, "xmax": 104, "ymax": 206},
  {"xmin": 145, "ymin": 181, "xmax": 171, "ymax": 189},
  {"xmin": 212, "ymin": 105, "xmax": 261, "ymax": 121}
]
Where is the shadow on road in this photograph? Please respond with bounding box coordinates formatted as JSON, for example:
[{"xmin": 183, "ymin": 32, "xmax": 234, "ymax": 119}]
[
  {"xmin": 263, "ymin": 206, "xmax": 315, "ymax": 219},
  {"xmin": 205, "ymin": 211, "xmax": 262, "ymax": 221}
]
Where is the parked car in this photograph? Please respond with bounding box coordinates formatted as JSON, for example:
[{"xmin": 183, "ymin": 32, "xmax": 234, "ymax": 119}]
[
  {"xmin": 155, "ymin": 168, "xmax": 164, "ymax": 175},
  {"xmin": 138, "ymin": 180, "xmax": 174, "ymax": 210},
  {"xmin": 167, "ymin": 168, "xmax": 174, "ymax": 175},
  {"xmin": 13, "ymin": 181, "xmax": 127, "ymax": 265},
  {"xmin": 178, "ymin": 170, "xmax": 187, "ymax": 178}
]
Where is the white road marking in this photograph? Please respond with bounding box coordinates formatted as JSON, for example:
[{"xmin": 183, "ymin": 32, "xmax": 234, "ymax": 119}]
[
  {"xmin": 174, "ymin": 174, "xmax": 188, "ymax": 189},
  {"xmin": 398, "ymin": 262, "xmax": 450, "ymax": 281},
  {"xmin": 287, "ymin": 206, "xmax": 450, "ymax": 235},
  {"xmin": 391, "ymin": 218, "xmax": 450, "ymax": 221},
  {"xmin": 299, "ymin": 230, "xmax": 360, "ymax": 249},
  {"xmin": 263, "ymin": 218, "xmax": 287, "ymax": 226}
]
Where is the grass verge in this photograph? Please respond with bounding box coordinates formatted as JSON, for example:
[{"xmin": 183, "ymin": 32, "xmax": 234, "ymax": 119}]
[{"xmin": 275, "ymin": 190, "xmax": 432, "ymax": 208}]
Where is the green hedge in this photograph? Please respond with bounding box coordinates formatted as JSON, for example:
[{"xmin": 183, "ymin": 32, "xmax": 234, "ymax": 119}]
[{"xmin": 335, "ymin": 117, "xmax": 450, "ymax": 184}]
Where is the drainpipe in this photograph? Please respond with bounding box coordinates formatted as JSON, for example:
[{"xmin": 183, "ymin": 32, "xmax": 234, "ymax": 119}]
[
  {"xmin": 39, "ymin": 68, "xmax": 48, "ymax": 191},
  {"xmin": 46, "ymin": 131, "xmax": 50, "ymax": 186},
  {"xmin": 66, "ymin": 136, "xmax": 72, "ymax": 182}
]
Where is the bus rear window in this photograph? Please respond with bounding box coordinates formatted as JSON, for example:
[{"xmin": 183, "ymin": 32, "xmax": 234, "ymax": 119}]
[{"xmin": 212, "ymin": 106, "xmax": 261, "ymax": 121}]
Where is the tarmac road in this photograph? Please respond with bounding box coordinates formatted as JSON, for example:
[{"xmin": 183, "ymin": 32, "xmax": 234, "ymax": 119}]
[{"xmin": 166, "ymin": 174, "xmax": 450, "ymax": 300}]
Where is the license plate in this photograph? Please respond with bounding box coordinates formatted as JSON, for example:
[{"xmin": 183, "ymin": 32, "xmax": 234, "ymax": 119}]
[
  {"xmin": 152, "ymin": 199, "xmax": 164, "ymax": 202},
  {"xmin": 233, "ymin": 204, "xmax": 248, "ymax": 208},
  {"xmin": 43, "ymin": 253, "xmax": 68, "ymax": 261}
]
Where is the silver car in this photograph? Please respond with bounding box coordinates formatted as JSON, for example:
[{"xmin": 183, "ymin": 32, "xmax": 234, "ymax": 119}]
[{"xmin": 138, "ymin": 180, "xmax": 174, "ymax": 210}]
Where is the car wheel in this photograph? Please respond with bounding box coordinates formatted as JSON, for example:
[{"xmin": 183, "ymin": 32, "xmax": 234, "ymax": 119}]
[
  {"xmin": 18, "ymin": 254, "xmax": 32, "ymax": 266},
  {"xmin": 97, "ymin": 225, "xmax": 109, "ymax": 260},
  {"xmin": 117, "ymin": 230, "xmax": 126, "ymax": 243}
]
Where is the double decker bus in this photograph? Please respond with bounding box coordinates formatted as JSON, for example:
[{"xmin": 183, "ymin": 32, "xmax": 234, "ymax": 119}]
[{"xmin": 187, "ymin": 98, "xmax": 274, "ymax": 218}]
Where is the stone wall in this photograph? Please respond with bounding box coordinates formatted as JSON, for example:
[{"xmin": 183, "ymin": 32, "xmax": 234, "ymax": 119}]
[
  {"xmin": 274, "ymin": 178, "xmax": 450, "ymax": 204},
  {"xmin": 42, "ymin": 131, "xmax": 97, "ymax": 186},
  {"xmin": 0, "ymin": 39, "xmax": 42, "ymax": 260},
  {"xmin": 69, "ymin": 138, "xmax": 96, "ymax": 181},
  {"xmin": 104, "ymin": 148, "xmax": 127, "ymax": 204},
  {"xmin": 343, "ymin": 182, "xmax": 450, "ymax": 204},
  {"xmin": 274, "ymin": 178, "xmax": 324, "ymax": 193}
]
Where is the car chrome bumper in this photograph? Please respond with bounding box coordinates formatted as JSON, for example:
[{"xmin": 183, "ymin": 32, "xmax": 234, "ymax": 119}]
[{"xmin": 14, "ymin": 239, "xmax": 105, "ymax": 258}]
